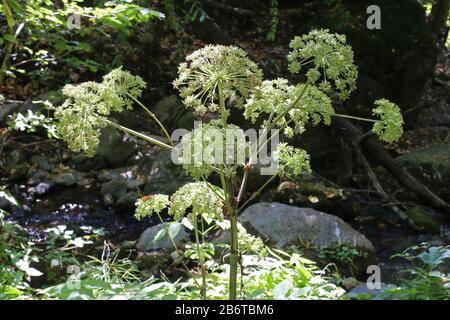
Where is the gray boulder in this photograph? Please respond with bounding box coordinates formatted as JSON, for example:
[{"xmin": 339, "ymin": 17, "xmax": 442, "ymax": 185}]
[
  {"xmin": 239, "ymin": 202, "xmax": 375, "ymax": 252},
  {"xmin": 96, "ymin": 126, "xmax": 137, "ymax": 165},
  {"xmin": 0, "ymin": 103, "xmax": 20, "ymax": 125},
  {"xmin": 347, "ymin": 283, "xmax": 394, "ymax": 300},
  {"xmin": 54, "ymin": 173, "xmax": 77, "ymax": 186},
  {"xmin": 136, "ymin": 223, "xmax": 189, "ymax": 252},
  {"xmin": 152, "ymin": 95, "xmax": 195, "ymax": 130}
]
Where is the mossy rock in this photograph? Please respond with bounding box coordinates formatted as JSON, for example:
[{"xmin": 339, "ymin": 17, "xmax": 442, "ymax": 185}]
[
  {"xmin": 405, "ymin": 207, "xmax": 440, "ymax": 234},
  {"xmin": 397, "ymin": 145, "xmax": 450, "ymax": 199}
]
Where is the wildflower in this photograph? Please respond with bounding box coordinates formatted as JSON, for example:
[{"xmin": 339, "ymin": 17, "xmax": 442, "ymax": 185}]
[
  {"xmin": 135, "ymin": 194, "xmax": 170, "ymax": 220},
  {"xmin": 274, "ymin": 143, "xmax": 311, "ymax": 178},
  {"xmin": 372, "ymin": 99, "xmax": 404, "ymax": 143},
  {"xmin": 244, "ymin": 79, "xmax": 334, "ymax": 136},
  {"xmin": 168, "ymin": 182, "xmax": 223, "ymax": 223},
  {"xmin": 173, "ymin": 45, "xmax": 263, "ymax": 115},
  {"xmin": 288, "ymin": 29, "xmax": 358, "ymax": 100},
  {"xmin": 177, "ymin": 121, "xmax": 248, "ymax": 179},
  {"xmin": 102, "ymin": 67, "xmax": 146, "ymax": 112},
  {"xmin": 55, "ymin": 68, "xmax": 146, "ymax": 156}
]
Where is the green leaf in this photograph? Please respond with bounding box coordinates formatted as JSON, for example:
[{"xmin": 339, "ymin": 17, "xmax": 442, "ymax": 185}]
[
  {"xmin": 154, "ymin": 228, "xmax": 167, "ymax": 242},
  {"xmin": 273, "ymin": 279, "xmax": 292, "ymax": 299},
  {"xmin": 3, "ymin": 34, "xmax": 17, "ymax": 43},
  {"xmin": 168, "ymin": 222, "xmax": 182, "ymax": 239},
  {"xmin": 0, "ymin": 188, "xmax": 19, "ymax": 206}
]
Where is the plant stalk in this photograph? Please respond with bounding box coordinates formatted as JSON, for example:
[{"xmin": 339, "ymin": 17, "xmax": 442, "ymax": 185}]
[
  {"xmin": 126, "ymin": 93, "xmax": 174, "ymax": 146},
  {"xmin": 102, "ymin": 118, "xmax": 173, "ymax": 150},
  {"xmin": 194, "ymin": 218, "xmax": 207, "ymax": 299}
]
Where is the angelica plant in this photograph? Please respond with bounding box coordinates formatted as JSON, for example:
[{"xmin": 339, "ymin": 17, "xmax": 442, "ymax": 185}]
[{"xmin": 54, "ymin": 29, "xmax": 405, "ymax": 300}]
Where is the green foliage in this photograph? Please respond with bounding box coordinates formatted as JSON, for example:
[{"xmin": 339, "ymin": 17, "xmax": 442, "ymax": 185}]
[
  {"xmin": 193, "ymin": 249, "xmax": 345, "ymax": 300},
  {"xmin": 0, "ymin": 221, "xmax": 37, "ymax": 299},
  {"xmin": 8, "ymin": 109, "xmax": 58, "ymax": 139},
  {"xmin": 385, "ymin": 245, "xmax": 450, "ymax": 300},
  {"xmin": 266, "ymin": 0, "xmax": 279, "ymax": 42},
  {"xmin": 0, "ymin": 0, "xmax": 163, "ymax": 84},
  {"xmin": 40, "ymin": 245, "xmax": 345, "ymax": 300},
  {"xmin": 0, "ymin": 218, "xmax": 101, "ymax": 299},
  {"xmin": 183, "ymin": 0, "xmax": 206, "ymax": 24},
  {"xmin": 317, "ymin": 241, "xmax": 368, "ymax": 276}
]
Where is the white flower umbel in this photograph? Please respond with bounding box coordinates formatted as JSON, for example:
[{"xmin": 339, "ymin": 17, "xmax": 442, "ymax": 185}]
[
  {"xmin": 55, "ymin": 68, "xmax": 146, "ymax": 156},
  {"xmin": 134, "ymin": 194, "xmax": 170, "ymax": 221},
  {"xmin": 168, "ymin": 182, "xmax": 224, "ymax": 224},
  {"xmin": 173, "ymin": 45, "xmax": 263, "ymax": 116},
  {"xmin": 177, "ymin": 121, "xmax": 248, "ymax": 180},
  {"xmin": 244, "ymin": 79, "xmax": 334, "ymax": 137}
]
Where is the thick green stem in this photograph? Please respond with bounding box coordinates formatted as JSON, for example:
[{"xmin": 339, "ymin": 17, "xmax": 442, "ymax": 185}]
[
  {"xmin": 217, "ymin": 81, "xmax": 227, "ymax": 127},
  {"xmin": 194, "ymin": 218, "xmax": 207, "ymax": 299},
  {"xmin": 228, "ymin": 207, "xmax": 239, "ymax": 300}
]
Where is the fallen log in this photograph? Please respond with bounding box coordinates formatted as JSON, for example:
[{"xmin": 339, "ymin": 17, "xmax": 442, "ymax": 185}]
[{"xmin": 333, "ymin": 117, "xmax": 450, "ymax": 215}]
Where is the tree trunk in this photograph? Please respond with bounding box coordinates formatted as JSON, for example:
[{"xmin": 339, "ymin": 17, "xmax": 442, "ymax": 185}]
[{"xmin": 429, "ymin": 0, "xmax": 450, "ymax": 42}]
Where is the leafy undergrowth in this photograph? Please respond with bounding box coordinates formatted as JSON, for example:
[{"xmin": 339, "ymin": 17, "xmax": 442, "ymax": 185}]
[
  {"xmin": 1, "ymin": 212, "xmax": 449, "ymax": 300},
  {"xmin": 0, "ymin": 217, "xmax": 346, "ymax": 300}
]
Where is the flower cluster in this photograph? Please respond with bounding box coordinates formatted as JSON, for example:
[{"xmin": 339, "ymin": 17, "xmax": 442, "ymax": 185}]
[
  {"xmin": 244, "ymin": 79, "xmax": 334, "ymax": 137},
  {"xmin": 274, "ymin": 143, "xmax": 311, "ymax": 178},
  {"xmin": 237, "ymin": 223, "xmax": 267, "ymax": 258},
  {"xmin": 55, "ymin": 68, "xmax": 145, "ymax": 156},
  {"xmin": 135, "ymin": 194, "xmax": 170, "ymax": 221},
  {"xmin": 371, "ymin": 99, "xmax": 404, "ymax": 143},
  {"xmin": 288, "ymin": 29, "xmax": 358, "ymax": 100},
  {"xmin": 102, "ymin": 67, "xmax": 147, "ymax": 112},
  {"xmin": 177, "ymin": 121, "xmax": 248, "ymax": 180},
  {"xmin": 168, "ymin": 182, "xmax": 224, "ymax": 223},
  {"xmin": 244, "ymin": 78, "xmax": 294, "ymax": 124},
  {"xmin": 173, "ymin": 45, "xmax": 263, "ymax": 115}
]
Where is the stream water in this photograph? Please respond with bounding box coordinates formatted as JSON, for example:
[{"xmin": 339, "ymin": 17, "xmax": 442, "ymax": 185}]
[{"xmin": 5, "ymin": 183, "xmax": 151, "ymax": 243}]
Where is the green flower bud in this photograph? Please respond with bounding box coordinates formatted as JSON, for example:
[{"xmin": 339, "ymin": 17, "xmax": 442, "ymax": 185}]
[
  {"xmin": 274, "ymin": 143, "xmax": 311, "ymax": 178},
  {"xmin": 288, "ymin": 29, "xmax": 358, "ymax": 100},
  {"xmin": 372, "ymin": 99, "xmax": 404, "ymax": 143}
]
